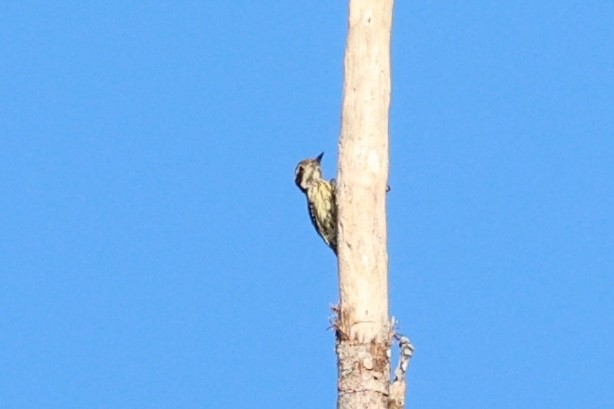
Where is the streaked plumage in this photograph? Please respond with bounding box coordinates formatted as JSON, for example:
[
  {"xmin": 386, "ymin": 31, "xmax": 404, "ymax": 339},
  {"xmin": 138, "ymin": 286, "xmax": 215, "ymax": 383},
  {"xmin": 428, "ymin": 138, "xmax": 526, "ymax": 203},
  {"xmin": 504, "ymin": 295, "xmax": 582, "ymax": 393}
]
[{"xmin": 294, "ymin": 152, "xmax": 337, "ymax": 254}]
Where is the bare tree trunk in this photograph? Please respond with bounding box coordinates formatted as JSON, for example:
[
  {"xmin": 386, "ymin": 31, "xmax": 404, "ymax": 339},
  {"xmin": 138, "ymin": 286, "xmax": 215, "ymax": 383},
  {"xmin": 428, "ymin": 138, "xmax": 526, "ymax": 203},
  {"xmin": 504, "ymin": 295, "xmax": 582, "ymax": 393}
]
[{"xmin": 335, "ymin": 1, "xmax": 396, "ymax": 409}]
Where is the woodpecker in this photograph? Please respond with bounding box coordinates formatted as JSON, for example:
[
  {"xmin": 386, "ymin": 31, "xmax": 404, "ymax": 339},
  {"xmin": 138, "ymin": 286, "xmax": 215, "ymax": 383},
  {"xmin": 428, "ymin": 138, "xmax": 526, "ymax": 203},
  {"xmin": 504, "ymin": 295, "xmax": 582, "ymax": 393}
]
[{"xmin": 294, "ymin": 152, "xmax": 337, "ymax": 255}]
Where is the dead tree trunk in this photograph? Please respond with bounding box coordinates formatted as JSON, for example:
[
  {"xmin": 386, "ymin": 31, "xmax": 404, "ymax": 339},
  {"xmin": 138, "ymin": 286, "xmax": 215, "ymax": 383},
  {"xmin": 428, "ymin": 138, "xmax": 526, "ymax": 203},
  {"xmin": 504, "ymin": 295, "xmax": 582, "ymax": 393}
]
[{"xmin": 336, "ymin": 0, "xmax": 407, "ymax": 408}]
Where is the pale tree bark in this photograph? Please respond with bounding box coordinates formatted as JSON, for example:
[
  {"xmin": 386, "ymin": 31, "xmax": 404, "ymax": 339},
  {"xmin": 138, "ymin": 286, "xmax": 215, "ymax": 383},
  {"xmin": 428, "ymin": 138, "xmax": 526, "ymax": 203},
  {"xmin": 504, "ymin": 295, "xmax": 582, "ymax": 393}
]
[{"xmin": 335, "ymin": 1, "xmax": 411, "ymax": 408}]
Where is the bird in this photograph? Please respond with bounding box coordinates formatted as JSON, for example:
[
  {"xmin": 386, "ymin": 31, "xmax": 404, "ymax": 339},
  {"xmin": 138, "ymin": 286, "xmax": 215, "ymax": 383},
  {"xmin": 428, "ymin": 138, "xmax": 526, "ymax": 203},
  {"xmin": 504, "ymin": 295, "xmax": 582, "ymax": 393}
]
[{"xmin": 294, "ymin": 152, "xmax": 338, "ymax": 254}]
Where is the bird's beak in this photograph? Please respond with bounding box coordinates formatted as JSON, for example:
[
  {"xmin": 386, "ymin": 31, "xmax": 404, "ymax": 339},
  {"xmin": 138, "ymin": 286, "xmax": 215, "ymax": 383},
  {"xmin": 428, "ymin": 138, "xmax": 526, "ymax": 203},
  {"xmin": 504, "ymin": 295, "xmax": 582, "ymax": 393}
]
[{"xmin": 316, "ymin": 152, "xmax": 324, "ymax": 163}]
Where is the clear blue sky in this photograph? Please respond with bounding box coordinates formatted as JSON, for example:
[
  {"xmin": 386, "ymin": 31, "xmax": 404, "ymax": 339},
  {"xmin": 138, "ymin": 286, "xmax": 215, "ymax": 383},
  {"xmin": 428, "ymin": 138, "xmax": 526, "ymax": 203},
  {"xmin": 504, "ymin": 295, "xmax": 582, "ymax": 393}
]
[{"xmin": 1, "ymin": 2, "xmax": 612, "ymax": 408}]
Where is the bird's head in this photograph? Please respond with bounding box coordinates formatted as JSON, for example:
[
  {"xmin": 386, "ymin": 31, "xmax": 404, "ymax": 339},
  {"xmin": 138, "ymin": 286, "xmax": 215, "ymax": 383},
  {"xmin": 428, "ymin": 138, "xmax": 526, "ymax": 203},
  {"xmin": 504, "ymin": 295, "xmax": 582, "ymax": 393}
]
[{"xmin": 294, "ymin": 152, "xmax": 324, "ymax": 192}]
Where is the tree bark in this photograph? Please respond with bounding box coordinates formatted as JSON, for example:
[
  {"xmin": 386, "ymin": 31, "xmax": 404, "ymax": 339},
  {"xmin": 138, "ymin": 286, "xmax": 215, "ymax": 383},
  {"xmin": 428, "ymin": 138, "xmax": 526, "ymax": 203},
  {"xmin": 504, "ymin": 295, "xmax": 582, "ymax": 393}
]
[{"xmin": 336, "ymin": 0, "xmax": 395, "ymax": 408}]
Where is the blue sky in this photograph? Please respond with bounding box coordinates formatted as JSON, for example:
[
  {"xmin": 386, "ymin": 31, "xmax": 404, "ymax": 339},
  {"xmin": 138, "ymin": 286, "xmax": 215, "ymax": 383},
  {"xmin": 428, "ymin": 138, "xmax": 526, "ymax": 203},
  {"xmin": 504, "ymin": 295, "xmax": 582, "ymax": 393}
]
[{"xmin": 1, "ymin": 2, "xmax": 612, "ymax": 408}]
